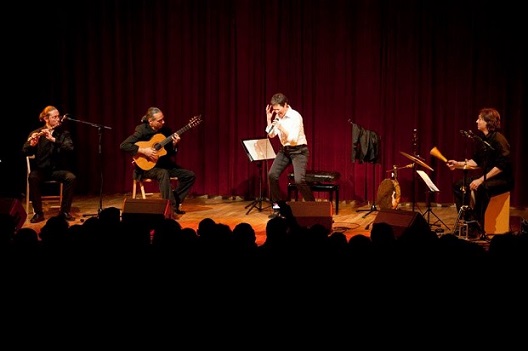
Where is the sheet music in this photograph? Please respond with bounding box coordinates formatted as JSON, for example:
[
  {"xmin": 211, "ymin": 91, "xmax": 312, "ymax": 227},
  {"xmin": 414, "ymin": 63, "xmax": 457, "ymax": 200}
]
[
  {"xmin": 416, "ymin": 170, "xmax": 440, "ymax": 192},
  {"xmin": 242, "ymin": 138, "xmax": 276, "ymax": 161}
]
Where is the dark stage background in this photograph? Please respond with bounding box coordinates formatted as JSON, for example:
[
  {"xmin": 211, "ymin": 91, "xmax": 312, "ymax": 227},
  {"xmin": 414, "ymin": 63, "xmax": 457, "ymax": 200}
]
[{"xmin": 4, "ymin": 0, "xmax": 526, "ymax": 208}]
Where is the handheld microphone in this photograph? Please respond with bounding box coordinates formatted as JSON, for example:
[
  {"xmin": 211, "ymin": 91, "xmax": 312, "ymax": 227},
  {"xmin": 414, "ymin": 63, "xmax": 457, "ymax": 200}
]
[{"xmin": 265, "ymin": 116, "xmax": 280, "ymax": 134}]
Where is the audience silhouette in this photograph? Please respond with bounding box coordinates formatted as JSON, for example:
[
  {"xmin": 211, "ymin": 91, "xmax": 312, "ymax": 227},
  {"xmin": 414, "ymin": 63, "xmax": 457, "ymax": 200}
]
[{"xmin": 3, "ymin": 202, "xmax": 526, "ymax": 302}]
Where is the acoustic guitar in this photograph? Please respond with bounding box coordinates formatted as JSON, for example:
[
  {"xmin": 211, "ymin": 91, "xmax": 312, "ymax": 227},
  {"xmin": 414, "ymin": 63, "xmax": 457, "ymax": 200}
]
[{"xmin": 133, "ymin": 115, "xmax": 202, "ymax": 171}]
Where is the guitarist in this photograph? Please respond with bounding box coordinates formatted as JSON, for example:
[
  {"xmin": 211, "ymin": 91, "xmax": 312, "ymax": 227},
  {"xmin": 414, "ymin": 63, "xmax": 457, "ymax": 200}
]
[{"xmin": 120, "ymin": 106, "xmax": 196, "ymax": 215}]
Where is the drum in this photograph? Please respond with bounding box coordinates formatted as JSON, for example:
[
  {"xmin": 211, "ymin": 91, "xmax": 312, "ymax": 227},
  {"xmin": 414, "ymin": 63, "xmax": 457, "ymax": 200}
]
[{"xmin": 376, "ymin": 178, "xmax": 401, "ymax": 210}]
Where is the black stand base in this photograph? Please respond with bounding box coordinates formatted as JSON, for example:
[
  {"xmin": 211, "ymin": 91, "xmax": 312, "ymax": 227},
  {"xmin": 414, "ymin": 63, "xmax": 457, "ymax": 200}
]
[
  {"xmin": 422, "ymin": 207, "xmax": 450, "ymax": 230},
  {"xmin": 245, "ymin": 197, "xmax": 271, "ymax": 215},
  {"xmin": 357, "ymin": 204, "xmax": 379, "ymax": 219},
  {"xmin": 245, "ymin": 158, "xmax": 272, "ymax": 215}
]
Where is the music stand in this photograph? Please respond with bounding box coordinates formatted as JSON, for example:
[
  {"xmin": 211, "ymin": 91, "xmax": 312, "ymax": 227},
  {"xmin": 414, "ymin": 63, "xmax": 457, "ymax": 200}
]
[
  {"xmin": 416, "ymin": 170, "xmax": 450, "ymax": 230},
  {"xmin": 242, "ymin": 138, "xmax": 276, "ymax": 215}
]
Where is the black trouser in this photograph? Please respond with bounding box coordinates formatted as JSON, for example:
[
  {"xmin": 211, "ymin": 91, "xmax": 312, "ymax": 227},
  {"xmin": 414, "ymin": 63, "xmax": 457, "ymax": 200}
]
[
  {"xmin": 142, "ymin": 167, "xmax": 196, "ymax": 210},
  {"xmin": 28, "ymin": 169, "xmax": 76, "ymax": 214},
  {"xmin": 268, "ymin": 145, "xmax": 314, "ymax": 203}
]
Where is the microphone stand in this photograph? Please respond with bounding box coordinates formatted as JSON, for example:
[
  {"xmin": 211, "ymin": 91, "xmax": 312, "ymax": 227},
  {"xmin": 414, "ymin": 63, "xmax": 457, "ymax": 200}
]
[
  {"xmin": 474, "ymin": 135, "xmax": 492, "ymax": 240},
  {"xmin": 467, "ymin": 130, "xmax": 494, "ymax": 151},
  {"xmin": 64, "ymin": 116, "xmax": 112, "ymax": 217},
  {"xmin": 460, "ymin": 130, "xmax": 490, "ymax": 240}
]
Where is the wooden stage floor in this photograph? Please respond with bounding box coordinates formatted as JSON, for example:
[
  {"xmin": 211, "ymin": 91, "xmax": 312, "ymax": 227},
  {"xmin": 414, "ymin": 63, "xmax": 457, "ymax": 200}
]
[{"xmin": 20, "ymin": 193, "xmax": 527, "ymax": 247}]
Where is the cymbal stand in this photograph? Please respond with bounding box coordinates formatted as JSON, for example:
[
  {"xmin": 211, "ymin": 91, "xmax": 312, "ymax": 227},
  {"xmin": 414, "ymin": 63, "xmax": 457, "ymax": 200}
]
[{"xmin": 411, "ymin": 129, "xmax": 419, "ymax": 212}]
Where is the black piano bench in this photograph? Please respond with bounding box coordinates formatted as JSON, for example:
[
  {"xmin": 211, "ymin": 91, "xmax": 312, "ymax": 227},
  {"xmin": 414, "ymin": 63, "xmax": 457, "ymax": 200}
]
[{"xmin": 287, "ymin": 171, "xmax": 340, "ymax": 214}]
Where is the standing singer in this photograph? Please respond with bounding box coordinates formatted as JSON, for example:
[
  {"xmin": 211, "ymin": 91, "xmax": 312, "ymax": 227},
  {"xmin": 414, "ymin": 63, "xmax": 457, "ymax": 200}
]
[
  {"xmin": 266, "ymin": 93, "xmax": 314, "ymax": 218},
  {"xmin": 22, "ymin": 105, "xmax": 76, "ymax": 223},
  {"xmin": 446, "ymin": 108, "xmax": 513, "ymax": 225}
]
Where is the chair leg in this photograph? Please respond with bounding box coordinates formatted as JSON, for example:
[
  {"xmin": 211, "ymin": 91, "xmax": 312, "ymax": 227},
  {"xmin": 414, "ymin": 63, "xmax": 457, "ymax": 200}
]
[
  {"xmin": 140, "ymin": 182, "xmax": 146, "ymax": 199},
  {"xmin": 132, "ymin": 180, "xmax": 137, "ymax": 199},
  {"xmin": 26, "ymin": 184, "xmax": 32, "ymax": 215},
  {"xmin": 59, "ymin": 183, "xmax": 63, "ymax": 208},
  {"xmin": 335, "ymin": 187, "xmax": 339, "ymax": 215}
]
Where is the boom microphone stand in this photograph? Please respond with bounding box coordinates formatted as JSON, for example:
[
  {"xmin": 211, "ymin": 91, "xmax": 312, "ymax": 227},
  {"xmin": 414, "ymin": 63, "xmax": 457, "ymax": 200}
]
[
  {"xmin": 468, "ymin": 130, "xmax": 495, "ymax": 240},
  {"xmin": 457, "ymin": 130, "xmax": 494, "ymax": 240},
  {"xmin": 62, "ymin": 114, "xmax": 112, "ymax": 217},
  {"xmin": 452, "ymin": 166, "xmax": 483, "ymax": 239}
]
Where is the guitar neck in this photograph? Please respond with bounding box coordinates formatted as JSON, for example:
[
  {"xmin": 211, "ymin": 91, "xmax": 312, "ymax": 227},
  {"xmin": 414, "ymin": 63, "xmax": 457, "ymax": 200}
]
[
  {"xmin": 152, "ymin": 115, "xmax": 201, "ymax": 151},
  {"xmin": 156, "ymin": 123, "xmax": 194, "ymax": 150},
  {"xmin": 175, "ymin": 123, "xmax": 194, "ymax": 137}
]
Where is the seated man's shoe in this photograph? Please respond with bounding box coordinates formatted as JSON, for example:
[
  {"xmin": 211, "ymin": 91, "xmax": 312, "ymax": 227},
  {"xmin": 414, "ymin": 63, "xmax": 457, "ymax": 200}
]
[
  {"xmin": 174, "ymin": 206, "xmax": 186, "ymax": 215},
  {"xmin": 60, "ymin": 212, "xmax": 76, "ymax": 221},
  {"xmin": 174, "ymin": 200, "xmax": 186, "ymax": 215},
  {"xmin": 30, "ymin": 213, "xmax": 45, "ymax": 223}
]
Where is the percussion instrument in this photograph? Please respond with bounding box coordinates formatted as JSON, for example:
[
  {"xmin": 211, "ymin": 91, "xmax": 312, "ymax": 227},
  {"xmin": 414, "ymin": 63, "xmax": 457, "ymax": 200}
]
[
  {"xmin": 400, "ymin": 151, "xmax": 433, "ymax": 171},
  {"xmin": 376, "ymin": 178, "xmax": 401, "ymax": 210},
  {"xmin": 430, "ymin": 146, "xmax": 480, "ymax": 170},
  {"xmin": 430, "ymin": 146, "xmax": 447, "ymax": 163}
]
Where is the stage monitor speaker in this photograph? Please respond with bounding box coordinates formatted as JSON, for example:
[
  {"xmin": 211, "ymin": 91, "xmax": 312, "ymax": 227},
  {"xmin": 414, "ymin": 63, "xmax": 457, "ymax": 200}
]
[
  {"xmin": 0, "ymin": 198, "xmax": 27, "ymax": 231},
  {"xmin": 122, "ymin": 198, "xmax": 171, "ymax": 226},
  {"xmin": 373, "ymin": 209, "xmax": 430, "ymax": 239},
  {"xmin": 287, "ymin": 201, "xmax": 333, "ymax": 231}
]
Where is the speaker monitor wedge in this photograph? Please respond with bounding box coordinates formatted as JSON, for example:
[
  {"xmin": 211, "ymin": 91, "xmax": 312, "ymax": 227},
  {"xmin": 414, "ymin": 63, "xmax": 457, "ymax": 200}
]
[
  {"xmin": 122, "ymin": 198, "xmax": 172, "ymax": 225},
  {"xmin": 372, "ymin": 209, "xmax": 430, "ymax": 239},
  {"xmin": 287, "ymin": 201, "xmax": 333, "ymax": 231}
]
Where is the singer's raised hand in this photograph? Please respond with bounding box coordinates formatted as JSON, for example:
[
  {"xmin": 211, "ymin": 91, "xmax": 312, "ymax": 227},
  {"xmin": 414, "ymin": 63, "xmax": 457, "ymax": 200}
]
[{"xmin": 266, "ymin": 104, "xmax": 274, "ymax": 121}]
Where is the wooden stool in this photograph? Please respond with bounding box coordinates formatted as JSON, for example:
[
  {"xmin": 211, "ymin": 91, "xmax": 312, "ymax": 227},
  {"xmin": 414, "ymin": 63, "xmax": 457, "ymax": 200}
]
[
  {"xmin": 484, "ymin": 191, "xmax": 510, "ymax": 235},
  {"xmin": 132, "ymin": 177, "xmax": 178, "ymax": 199}
]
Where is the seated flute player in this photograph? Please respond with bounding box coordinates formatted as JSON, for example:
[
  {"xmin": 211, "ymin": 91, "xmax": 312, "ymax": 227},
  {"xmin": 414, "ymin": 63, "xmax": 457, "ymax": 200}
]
[{"xmin": 22, "ymin": 105, "xmax": 77, "ymax": 223}]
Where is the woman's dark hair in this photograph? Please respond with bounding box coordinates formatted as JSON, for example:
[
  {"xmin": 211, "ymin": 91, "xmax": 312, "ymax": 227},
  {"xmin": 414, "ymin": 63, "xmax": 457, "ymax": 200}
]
[{"xmin": 479, "ymin": 108, "xmax": 501, "ymax": 131}]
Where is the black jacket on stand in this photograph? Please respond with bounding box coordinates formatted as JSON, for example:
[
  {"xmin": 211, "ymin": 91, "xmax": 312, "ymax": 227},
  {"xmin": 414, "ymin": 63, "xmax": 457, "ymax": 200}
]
[{"xmin": 351, "ymin": 123, "xmax": 380, "ymax": 164}]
